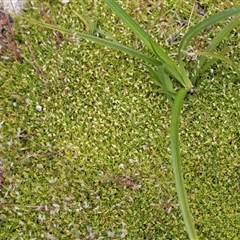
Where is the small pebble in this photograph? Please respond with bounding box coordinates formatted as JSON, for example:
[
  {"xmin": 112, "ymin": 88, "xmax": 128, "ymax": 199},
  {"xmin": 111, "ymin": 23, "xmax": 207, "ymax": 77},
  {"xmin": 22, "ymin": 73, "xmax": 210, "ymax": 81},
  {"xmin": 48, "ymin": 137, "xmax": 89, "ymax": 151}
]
[{"xmin": 36, "ymin": 105, "xmax": 42, "ymax": 112}]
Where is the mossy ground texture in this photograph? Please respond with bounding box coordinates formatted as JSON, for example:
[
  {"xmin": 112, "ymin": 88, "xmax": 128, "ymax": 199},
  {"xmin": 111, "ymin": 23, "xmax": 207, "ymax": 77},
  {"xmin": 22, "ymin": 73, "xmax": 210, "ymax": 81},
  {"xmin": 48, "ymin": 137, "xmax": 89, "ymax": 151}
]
[{"xmin": 0, "ymin": 0, "xmax": 239, "ymax": 239}]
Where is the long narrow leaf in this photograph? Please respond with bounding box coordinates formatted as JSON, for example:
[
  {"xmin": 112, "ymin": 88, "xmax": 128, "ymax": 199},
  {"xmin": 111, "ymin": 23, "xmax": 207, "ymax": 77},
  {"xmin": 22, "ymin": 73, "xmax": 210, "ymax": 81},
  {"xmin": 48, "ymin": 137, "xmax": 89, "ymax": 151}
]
[
  {"xmin": 205, "ymin": 15, "xmax": 240, "ymax": 52},
  {"xmin": 196, "ymin": 51, "xmax": 239, "ymax": 66},
  {"xmin": 24, "ymin": 18, "xmax": 161, "ymax": 66},
  {"xmin": 196, "ymin": 51, "xmax": 240, "ymax": 75},
  {"xmin": 157, "ymin": 66, "xmax": 177, "ymax": 98},
  {"xmin": 190, "ymin": 15, "xmax": 240, "ymax": 83},
  {"xmin": 145, "ymin": 65, "xmax": 163, "ymax": 88},
  {"xmin": 200, "ymin": 47, "xmax": 228, "ymax": 73},
  {"xmin": 106, "ymin": 0, "xmax": 192, "ymax": 90},
  {"xmin": 104, "ymin": 0, "xmax": 177, "ymax": 66},
  {"xmin": 150, "ymin": 39, "xmax": 192, "ymax": 89},
  {"xmin": 73, "ymin": 8, "xmax": 117, "ymax": 41},
  {"xmin": 72, "ymin": 9, "xmax": 97, "ymax": 36},
  {"xmin": 178, "ymin": 6, "xmax": 240, "ymax": 59},
  {"xmin": 171, "ymin": 88, "xmax": 198, "ymax": 240},
  {"xmin": 163, "ymin": 64, "xmax": 185, "ymax": 85}
]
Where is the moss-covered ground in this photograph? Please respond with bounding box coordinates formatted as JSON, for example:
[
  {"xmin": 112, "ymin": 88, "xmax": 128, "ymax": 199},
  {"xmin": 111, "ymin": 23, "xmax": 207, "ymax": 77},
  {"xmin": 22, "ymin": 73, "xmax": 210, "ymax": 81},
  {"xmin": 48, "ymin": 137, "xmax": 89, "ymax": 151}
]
[{"xmin": 0, "ymin": 0, "xmax": 239, "ymax": 239}]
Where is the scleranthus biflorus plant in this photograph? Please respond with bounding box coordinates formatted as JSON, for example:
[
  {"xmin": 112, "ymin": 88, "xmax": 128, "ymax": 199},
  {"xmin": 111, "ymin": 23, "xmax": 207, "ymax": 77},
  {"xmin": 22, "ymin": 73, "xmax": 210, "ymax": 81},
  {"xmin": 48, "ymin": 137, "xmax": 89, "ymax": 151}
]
[{"xmin": 24, "ymin": 1, "xmax": 240, "ymax": 239}]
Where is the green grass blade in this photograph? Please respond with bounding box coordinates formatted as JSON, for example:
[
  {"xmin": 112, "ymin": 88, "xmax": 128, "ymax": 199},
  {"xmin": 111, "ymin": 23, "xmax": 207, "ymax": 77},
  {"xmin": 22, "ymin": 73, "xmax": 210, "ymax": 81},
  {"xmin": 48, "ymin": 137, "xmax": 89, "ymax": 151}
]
[
  {"xmin": 145, "ymin": 65, "xmax": 163, "ymax": 88},
  {"xmin": 144, "ymin": 65, "xmax": 177, "ymax": 98},
  {"xmin": 105, "ymin": 0, "xmax": 192, "ymax": 90},
  {"xmin": 120, "ymin": 4, "xmax": 194, "ymax": 89},
  {"xmin": 178, "ymin": 6, "xmax": 240, "ymax": 60},
  {"xmin": 104, "ymin": 0, "xmax": 177, "ymax": 66},
  {"xmin": 171, "ymin": 89, "xmax": 198, "ymax": 240},
  {"xmin": 205, "ymin": 15, "xmax": 240, "ymax": 52},
  {"xmin": 72, "ymin": 9, "xmax": 97, "ymax": 36},
  {"xmin": 196, "ymin": 51, "xmax": 240, "ymax": 68},
  {"xmin": 190, "ymin": 15, "xmax": 240, "ymax": 83},
  {"xmin": 96, "ymin": 29, "xmax": 118, "ymax": 42},
  {"xmin": 200, "ymin": 47, "xmax": 228, "ymax": 72},
  {"xmin": 73, "ymin": 6, "xmax": 117, "ymax": 41},
  {"xmin": 24, "ymin": 18, "xmax": 161, "ymax": 66},
  {"xmin": 157, "ymin": 66, "xmax": 176, "ymax": 97},
  {"xmin": 196, "ymin": 51, "xmax": 240, "ymax": 75},
  {"xmin": 163, "ymin": 64, "xmax": 184, "ymax": 85},
  {"xmin": 76, "ymin": 0, "xmax": 98, "ymax": 35},
  {"xmin": 150, "ymin": 41, "xmax": 192, "ymax": 89},
  {"xmin": 178, "ymin": 62, "xmax": 193, "ymax": 89}
]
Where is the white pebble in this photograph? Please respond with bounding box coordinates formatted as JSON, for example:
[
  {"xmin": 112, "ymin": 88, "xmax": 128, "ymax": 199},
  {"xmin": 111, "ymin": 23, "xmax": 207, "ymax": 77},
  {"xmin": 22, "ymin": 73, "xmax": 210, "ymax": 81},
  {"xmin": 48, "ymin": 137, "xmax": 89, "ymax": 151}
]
[{"xmin": 36, "ymin": 105, "xmax": 42, "ymax": 112}]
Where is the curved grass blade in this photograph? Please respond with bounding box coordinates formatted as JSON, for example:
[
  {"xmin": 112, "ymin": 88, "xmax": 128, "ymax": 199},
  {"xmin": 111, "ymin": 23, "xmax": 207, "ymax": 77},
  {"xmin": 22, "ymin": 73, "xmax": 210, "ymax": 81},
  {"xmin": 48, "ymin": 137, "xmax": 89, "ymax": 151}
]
[
  {"xmin": 72, "ymin": 9, "xmax": 98, "ymax": 36},
  {"xmin": 96, "ymin": 28, "xmax": 118, "ymax": 42},
  {"xmin": 178, "ymin": 6, "xmax": 240, "ymax": 60},
  {"xmin": 104, "ymin": 0, "xmax": 177, "ymax": 66},
  {"xmin": 157, "ymin": 65, "xmax": 177, "ymax": 97},
  {"xmin": 23, "ymin": 18, "xmax": 161, "ymax": 66},
  {"xmin": 145, "ymin": 65, "xmax": 176, "ymax": 98},
  {"xmin": 178, "ymin": 61, "xmax": 192, "ymax": 89},
  {"xmin": 150, "ymin": 39, "xmax": 193, "ymax": 89},
  {"xmin": 73, "ymin": 0, "xmax": 98, "ymax": 35},
  {"xmin": 171, "ymin": 88, "xmax": 198, "ymax": 240},
  {"xmin": 178, "ymin": 6, "xmax": 240, "ymax": 84},
  {"xmin": 204, "ymin": 15, "xmax": 240, "ymax": 52},
  {"xmin": 145, "ymin": 65, "xmax": 163, "ymax": 88},
  {"xmin": 163, "ymin": 63, "xmax": 185, "ymax": 86},
  {"xmin": 106, "ymin": 0, "xmax": 192, "ymax": 90},
  {"xmin": 199, "ymin": 47, "xmax": 235, "ymax": 73},
  {"xmin": 190, "ymin": 15, "xmax": 240, "ymax": 83},
  {"xmin": 73, "ymin": 8, "xmax": 117, "ymax": 41},
  {"xmin": 195, "ymin": 50, "xmax": 240, "ymax": 75}
]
